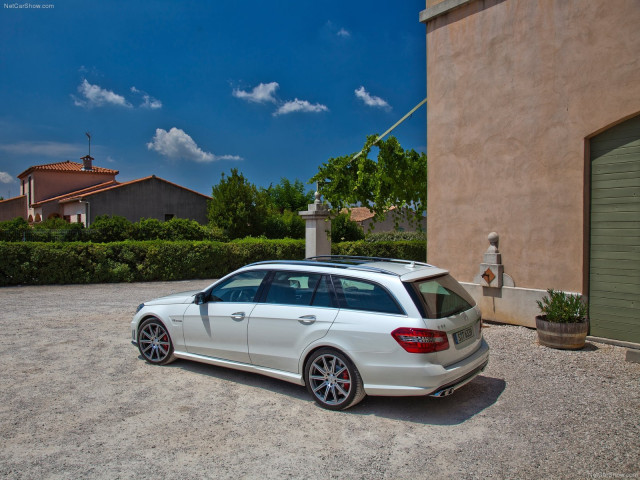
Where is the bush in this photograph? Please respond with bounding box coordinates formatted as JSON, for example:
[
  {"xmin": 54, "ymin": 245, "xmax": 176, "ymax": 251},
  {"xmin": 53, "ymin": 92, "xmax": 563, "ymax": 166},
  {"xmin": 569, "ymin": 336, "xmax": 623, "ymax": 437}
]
[
  {"xmin": 536, "ymin": 289, "xmax": 588, "ymax": 323},
  {"xmin": 0, "ymin": 237, "xmax": 426, "ymax": 286},
  {"xmin": 159, "ymin": 217, "xmax": 210, "ymax": 241},
  {"xmin": 332, "ymin": 240, "xmax": 426, "ymax": 262},
  {"xmin": 90, "ymin": 215, "xmax": 133, "ymax": 242},
  {"xmin": 331, "ymin": 213, "xmax": 364, "ymax": 243},
  {"xmin": 0, "ymin": 217, "xmax": 29, "ymax": 241},
  {"xmin": 263, "ymin": 211, "xmax": 305, "ymax": 239},
  {"xmin": 365, "ymin": 231, "xmax": 425, "ymax": 242},
  {"xmin": 0, "ymin": 239, "xmax": 306, "ymax": 286}
]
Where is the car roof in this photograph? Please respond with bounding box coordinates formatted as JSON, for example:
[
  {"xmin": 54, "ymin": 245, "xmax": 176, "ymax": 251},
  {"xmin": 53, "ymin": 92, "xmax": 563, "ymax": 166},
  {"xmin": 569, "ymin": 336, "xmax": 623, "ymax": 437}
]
[{"xmin": 247, "ymin": 256, "xmax": 449, "ymax": 282}]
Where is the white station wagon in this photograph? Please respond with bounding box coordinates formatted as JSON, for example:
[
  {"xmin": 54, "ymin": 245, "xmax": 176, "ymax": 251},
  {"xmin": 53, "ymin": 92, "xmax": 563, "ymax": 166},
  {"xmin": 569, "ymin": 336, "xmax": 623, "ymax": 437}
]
[{"xmin": 131, "ymin": 256, "xmax": 489, "ymax": 410}]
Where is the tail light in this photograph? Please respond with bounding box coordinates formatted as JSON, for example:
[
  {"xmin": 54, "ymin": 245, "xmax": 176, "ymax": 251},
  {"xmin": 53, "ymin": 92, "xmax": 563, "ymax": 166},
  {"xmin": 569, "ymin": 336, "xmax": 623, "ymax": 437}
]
[{"xmin": 392, "ymin": 327, "xmax": 449, "ymax": 353}]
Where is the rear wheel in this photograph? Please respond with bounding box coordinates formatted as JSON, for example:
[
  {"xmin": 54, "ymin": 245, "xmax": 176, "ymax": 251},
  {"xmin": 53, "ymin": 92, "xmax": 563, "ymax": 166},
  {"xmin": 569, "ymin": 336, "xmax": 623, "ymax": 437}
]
[
  {"xmin": 138, "ymin": 318, "xmax": 176, "ymax": 365},
  {"xmin": 305, "ymin": 348, "xmax": 365, "ymax": 410}
]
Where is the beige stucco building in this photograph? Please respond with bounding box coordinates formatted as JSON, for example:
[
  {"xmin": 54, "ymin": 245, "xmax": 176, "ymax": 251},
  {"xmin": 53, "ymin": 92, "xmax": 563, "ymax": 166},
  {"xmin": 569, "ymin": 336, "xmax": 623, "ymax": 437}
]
[{"xmin": 421, "ymin": 0, "xmax": 639, "ymax": 343}]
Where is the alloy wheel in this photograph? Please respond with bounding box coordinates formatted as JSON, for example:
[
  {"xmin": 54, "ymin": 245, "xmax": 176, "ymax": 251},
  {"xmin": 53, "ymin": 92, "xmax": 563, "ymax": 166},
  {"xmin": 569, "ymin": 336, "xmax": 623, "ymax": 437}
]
[
  {"xmin": 308, "ymin": 353, "xmax": 353, "ymax": 406},
  {"xmin": 139, "ymin": 321, "xmax": 171, "ymax": 363}
]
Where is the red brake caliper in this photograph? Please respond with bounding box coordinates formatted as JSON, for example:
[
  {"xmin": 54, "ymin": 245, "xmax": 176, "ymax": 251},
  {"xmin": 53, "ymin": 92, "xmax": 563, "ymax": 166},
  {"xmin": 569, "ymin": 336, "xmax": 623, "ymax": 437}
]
[{"xmin": 342, "ymin": 370, "xmax": 350, "ymax": 392}]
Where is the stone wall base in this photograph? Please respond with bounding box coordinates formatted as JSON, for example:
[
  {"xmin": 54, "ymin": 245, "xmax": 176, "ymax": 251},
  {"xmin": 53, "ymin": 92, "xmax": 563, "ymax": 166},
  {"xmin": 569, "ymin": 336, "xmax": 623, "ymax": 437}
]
[{"xmin": 461, "ymin": 282, "xmax": 548, "ymax": 329}]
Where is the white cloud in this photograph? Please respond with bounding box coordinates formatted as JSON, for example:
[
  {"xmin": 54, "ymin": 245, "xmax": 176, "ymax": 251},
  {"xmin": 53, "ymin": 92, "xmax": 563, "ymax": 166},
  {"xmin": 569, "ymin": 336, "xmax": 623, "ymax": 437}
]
[
  {"xmin": 273, "ymin": 99, "xmax": 329, "ymax": 116},
  {"xmin": 131, "ymin": 86, "xmax": 162, "ymax": 109},
  {"xmin": 0, "ymin": 172, "xmax": 13, "ymax": 184},
  {"xmin": 0, "ymin": 141, "xmax": 81, "ymax": 157},
  {"xmin": 233, "ymin": 82, "xmax": 279, "ymax": 104},
  {"xmin": 147, "ymin": 127, "xmax": 242, "ymax": 163},
  {"xmin": 355, "ymin": 86, "xmax": 391, "ymax": 110},
  {"xmin": 337, "ymin": 28, "xmax": 351, "ymax": 38},
  {"xmin": 73, "ymin": 79, "xmax": 132, "ymax": 108}
]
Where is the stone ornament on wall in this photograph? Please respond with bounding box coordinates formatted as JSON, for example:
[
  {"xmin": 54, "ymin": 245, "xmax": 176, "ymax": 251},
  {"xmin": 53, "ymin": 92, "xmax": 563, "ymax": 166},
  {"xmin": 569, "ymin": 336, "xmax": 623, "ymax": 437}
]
[{"xmin": 473, "ymin": 232, "xmax": 515, "ymax": 288}]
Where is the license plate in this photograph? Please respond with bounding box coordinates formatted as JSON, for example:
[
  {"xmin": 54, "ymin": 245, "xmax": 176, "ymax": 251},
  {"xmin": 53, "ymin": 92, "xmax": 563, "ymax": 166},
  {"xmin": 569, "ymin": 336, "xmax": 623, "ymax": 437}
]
[{"xmin": 454, "ymin": 326, "xmax": 474, "ymax": 344}]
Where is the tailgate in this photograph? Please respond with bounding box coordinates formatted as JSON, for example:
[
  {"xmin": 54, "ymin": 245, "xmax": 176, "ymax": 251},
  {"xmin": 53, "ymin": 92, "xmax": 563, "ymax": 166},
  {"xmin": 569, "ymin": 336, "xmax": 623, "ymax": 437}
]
[{"xmin": 423, "ymin": 306, "xmax": 483, "ymax": 367}]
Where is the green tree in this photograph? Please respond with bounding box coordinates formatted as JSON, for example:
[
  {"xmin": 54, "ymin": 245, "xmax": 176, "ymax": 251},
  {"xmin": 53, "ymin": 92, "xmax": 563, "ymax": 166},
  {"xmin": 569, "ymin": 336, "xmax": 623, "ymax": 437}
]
[
  {"xmin": 208, "ymin": 169, "xmax": 269, "ymax": 239},
  {"xmin": 310, "ymin": 135, "xmax": 427, "ymax": 230},
  {"xmin": 263, "ymin": 210, "xmax": 305, "ymax": 239},
  {"xmin": 265, "ymin": 178, "xmax": 314, "ymax": 213},
  {"xmin": 331, "ymin": 213, "xmax": 365, "ymax": 243}
]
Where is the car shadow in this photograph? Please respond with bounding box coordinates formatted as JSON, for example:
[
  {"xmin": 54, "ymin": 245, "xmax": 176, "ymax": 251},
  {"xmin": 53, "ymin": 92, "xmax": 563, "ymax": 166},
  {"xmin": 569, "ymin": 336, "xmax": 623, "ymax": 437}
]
[
  {"xmin": 349, "ymin": 375, "xmax": 506, "ymax": 425},
  {"xmin": 163, "ymin": 358, "xmax": 309, "ymax": 401},
  {"xmin": 155, "ymin": 357, "xmax": 505, "ymax": 424}
]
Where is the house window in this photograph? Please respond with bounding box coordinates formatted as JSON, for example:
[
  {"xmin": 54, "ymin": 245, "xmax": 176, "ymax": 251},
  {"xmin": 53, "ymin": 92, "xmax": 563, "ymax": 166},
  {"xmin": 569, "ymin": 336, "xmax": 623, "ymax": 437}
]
[
  {"xmin": 76, "ymin": 214, "xmax": 82, "ymax": 223},
  {"xmin": 164, "ymin": 214, "xmax": 174, "ymax": 221},
  {"xmin": 27, "ymin": 176, "xmax": 32, "ymax": 206}
]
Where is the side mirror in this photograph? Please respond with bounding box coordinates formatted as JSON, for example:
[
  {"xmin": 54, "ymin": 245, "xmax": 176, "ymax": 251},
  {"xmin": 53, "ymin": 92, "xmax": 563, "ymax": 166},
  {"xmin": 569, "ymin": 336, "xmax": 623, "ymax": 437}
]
[{"xmin": 194, "ymin": 292, "xmax": 207, "ymax": 305}]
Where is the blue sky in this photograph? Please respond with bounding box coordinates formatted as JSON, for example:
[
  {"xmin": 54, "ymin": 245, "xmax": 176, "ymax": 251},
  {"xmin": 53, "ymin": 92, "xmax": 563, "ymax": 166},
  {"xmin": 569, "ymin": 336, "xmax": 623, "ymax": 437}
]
[{"xmin": 0, "ymin": 0, "xmax": 426, "ymax": 197}]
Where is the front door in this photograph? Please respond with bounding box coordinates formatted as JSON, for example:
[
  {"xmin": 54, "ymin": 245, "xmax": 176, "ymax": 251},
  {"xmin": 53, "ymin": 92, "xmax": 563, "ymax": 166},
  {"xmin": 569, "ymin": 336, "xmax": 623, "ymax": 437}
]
[{"xmin": 182, "ymin": 270, "xmax": 268, "ymax": 363}]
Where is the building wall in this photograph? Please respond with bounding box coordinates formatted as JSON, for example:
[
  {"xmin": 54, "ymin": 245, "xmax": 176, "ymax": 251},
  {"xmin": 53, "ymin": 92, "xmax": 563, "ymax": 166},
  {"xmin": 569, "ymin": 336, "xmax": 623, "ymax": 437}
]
[
  {"xmin": 26, "ymin": 170, "xmax": 116, "ymax": 204},
  {"xmin": 0, "ymin": 196, "xmax": 27, "ymax": 221},
  {"xmin": 85, "ymin": 177, "xmax": 209, "ymax": 225},
  {"xmin": 423, "ymin": 0, "xmax": 640, "ymax": 298}
]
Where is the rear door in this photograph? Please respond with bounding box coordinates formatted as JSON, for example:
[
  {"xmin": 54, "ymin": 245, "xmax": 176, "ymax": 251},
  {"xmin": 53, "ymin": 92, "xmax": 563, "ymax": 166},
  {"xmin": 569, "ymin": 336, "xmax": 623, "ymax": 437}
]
[{"xmin": 248, "ymin": 272, "xmax": 338, "ymax": 373}]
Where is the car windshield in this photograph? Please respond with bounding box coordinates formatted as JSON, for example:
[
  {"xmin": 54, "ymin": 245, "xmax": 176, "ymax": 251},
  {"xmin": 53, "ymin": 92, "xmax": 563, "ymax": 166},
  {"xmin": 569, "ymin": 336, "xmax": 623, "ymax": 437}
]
[{"xmin": 409, "ymin": 274, "xmax": 475, "ymax": 319}]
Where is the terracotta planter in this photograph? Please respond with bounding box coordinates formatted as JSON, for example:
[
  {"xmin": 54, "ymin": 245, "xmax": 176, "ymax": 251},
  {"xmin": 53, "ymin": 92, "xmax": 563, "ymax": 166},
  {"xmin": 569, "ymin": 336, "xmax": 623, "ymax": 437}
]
[{"xmin": 535, "ymin": 315, "xmax": 589, "ymax": 350}]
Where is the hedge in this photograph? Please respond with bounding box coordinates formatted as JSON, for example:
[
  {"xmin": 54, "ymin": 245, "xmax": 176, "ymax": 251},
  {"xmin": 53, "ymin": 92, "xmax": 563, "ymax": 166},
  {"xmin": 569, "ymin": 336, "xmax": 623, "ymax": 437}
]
[
  {"xmin": 332, "ymin": 240, "xmax": 426, "ymax": 262},
  {"xmin": 0, "ymin": 239, "xmax": 426, "ymax": 286}
]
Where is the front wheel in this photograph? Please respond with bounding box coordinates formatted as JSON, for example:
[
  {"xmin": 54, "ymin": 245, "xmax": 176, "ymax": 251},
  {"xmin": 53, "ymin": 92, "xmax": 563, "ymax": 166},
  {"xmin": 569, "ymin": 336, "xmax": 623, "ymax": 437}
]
[
  {"xmin": 305, "ymin": 348, "xmax": 365, "ymax": 410},
  {"xmin": 137, "ymin": 318, "xmax": 176, "ymax": 365}
]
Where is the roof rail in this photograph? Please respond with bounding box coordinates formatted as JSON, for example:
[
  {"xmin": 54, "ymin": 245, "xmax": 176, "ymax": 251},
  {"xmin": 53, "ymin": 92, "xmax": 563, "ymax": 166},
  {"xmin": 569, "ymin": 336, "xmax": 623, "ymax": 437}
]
[
  {"xmin": 307, "ymin": 255, "xmax": 433, "ymax": 268},
  {"xmin": 246, "ymin": 259, "xmax": 399, "ymax": 276}
]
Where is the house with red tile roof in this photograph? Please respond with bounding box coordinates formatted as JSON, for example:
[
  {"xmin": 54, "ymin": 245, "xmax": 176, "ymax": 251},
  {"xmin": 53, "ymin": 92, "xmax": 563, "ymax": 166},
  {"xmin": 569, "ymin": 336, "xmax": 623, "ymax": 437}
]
[{"xmin": 0, "ymin": 156, "xmax": 210, "ymax": 225}]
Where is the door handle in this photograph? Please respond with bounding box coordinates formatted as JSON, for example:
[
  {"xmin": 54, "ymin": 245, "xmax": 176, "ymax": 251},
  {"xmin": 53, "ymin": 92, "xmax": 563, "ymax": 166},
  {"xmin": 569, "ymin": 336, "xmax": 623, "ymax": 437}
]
[
  {"xmin": 231, "ymin": 312, "xmax": 245, "ymax": 321},
  {"xmin": 298, "ymin": 315, "xmax": 316, "ymax": 325}
]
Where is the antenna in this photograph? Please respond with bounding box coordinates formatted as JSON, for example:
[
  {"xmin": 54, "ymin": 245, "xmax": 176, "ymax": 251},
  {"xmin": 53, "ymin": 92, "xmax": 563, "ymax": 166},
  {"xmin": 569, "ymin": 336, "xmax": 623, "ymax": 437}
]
[{"xmin": 85, "ymin": 132, "xmax": 91, "ymax": 156}]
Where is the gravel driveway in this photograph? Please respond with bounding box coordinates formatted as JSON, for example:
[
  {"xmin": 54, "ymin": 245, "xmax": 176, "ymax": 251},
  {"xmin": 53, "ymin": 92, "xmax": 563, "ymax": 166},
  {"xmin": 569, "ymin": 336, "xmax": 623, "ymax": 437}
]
[{"xmin": 0, "ymin": 281, "xmax": 638, "ymax": 480}]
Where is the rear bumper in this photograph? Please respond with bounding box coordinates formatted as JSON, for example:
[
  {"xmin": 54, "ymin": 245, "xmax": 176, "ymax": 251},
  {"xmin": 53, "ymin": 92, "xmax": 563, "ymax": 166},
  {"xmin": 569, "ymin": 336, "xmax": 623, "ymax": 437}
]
[{"xmin": 363, "ymin": 338, "xmax": 490, "ymax": 396}]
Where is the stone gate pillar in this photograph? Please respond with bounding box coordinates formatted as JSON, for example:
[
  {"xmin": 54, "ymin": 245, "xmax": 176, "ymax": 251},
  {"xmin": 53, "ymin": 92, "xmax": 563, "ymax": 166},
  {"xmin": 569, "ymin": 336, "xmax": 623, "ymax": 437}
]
[{"xmin": 299, "ymin": 192, "xmax": 331, "ymax": 258}]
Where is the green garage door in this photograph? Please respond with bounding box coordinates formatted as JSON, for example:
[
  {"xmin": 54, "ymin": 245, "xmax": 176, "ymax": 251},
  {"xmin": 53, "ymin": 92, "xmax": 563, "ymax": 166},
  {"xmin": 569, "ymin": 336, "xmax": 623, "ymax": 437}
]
[{"xmin": 590, "ymin": 114, "xmax": 640, "ymax": 343}]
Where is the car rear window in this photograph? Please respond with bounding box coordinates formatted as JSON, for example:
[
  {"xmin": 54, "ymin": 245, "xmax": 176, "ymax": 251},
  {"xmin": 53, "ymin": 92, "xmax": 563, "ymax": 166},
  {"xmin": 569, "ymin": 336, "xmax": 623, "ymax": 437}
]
[
  {"xmin": 334, "ymin": 276, "xmax": 403, "ymax": 315},
  {"xmin": 408, "ymin": 275, "xmax": 475, "ymax": 319}
]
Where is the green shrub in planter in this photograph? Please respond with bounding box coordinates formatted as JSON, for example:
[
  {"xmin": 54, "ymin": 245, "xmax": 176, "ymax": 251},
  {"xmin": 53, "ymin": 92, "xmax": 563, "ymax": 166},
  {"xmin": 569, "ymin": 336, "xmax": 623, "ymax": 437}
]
[
  {"xmin": 536, "ymin": 289, "xmax": 588, "ymax": 323},
  {"xmin": 535, "ymin": 289, "xmax": 589, "ymax": 350}
]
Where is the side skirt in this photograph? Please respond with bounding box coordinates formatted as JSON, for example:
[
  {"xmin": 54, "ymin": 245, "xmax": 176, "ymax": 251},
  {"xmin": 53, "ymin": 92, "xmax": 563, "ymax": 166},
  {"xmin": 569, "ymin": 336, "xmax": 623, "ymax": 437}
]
[{"xmin": 173, "ymin": 350, "xmax": 305, "ymax": 386}]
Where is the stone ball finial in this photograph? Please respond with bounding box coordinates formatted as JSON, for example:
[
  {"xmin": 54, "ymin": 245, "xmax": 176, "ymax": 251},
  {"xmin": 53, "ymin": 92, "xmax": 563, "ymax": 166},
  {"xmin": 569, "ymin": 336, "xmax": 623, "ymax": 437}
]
[
  {"xmin": 314, "ymin": 191, "xmax": 321, "ymax": 204},
  {"xmin": 487, "ymin": 232, "xmax": 499, "ymax": 253}
]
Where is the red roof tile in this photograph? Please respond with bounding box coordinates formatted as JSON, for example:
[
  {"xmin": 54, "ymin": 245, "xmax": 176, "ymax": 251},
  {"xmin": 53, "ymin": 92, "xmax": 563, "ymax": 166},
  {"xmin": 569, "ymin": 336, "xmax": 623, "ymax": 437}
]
[{"xmin": 18, "ymin": 160, "xmax": 119, "ymax": 178}]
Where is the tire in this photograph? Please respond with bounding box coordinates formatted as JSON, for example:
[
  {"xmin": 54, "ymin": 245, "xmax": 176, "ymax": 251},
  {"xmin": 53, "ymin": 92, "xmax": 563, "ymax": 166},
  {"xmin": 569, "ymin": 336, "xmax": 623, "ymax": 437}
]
[
  {"xmin": 304, "ymin": 348, "xmax": 366, "ymax": 410},
  {"xmin": 137, "ymin": 318, "xmax": 176, "ymax": 365}
]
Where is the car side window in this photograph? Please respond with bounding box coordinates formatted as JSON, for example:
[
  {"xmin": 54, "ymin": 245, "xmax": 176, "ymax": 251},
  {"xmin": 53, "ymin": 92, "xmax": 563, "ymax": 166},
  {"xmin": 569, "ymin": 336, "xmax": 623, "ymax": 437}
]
[
  {"xmin": 265, "ymin": 271, "xmax": 324, "ymax": 306},
  {"xmin": 334, "ymin": 276, "xmax": 403, "ymax": 315},
  {"xmin": 311, "ymin": 276, "xmax": 335, "ymax": 308},
  {"xmin": 209, "ymin": 270, "xmax": 267, "ymax": 303}
]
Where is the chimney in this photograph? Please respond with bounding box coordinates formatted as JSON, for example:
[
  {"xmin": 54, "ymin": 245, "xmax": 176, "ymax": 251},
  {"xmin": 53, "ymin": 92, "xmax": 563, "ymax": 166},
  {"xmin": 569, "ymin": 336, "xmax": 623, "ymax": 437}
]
[{"xmin": 81, "ymin": 155, "xmax": 94, "ymax": 171}]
